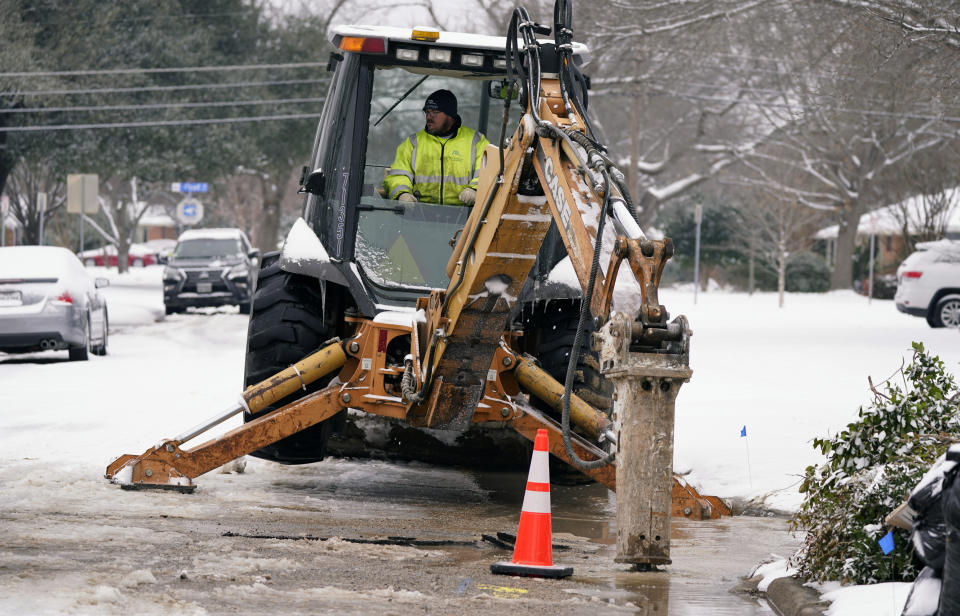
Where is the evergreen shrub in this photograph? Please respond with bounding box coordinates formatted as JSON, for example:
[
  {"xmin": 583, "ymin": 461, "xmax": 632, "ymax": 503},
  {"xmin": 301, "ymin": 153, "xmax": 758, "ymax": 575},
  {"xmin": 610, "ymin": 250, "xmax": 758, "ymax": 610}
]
[
  {"xmin": 791, "ymin": 343, "xmax": 960, "ymax": 584},
  {"xmin": 785, "ymin": 251, "xmax": 831, "ymax": 293}
]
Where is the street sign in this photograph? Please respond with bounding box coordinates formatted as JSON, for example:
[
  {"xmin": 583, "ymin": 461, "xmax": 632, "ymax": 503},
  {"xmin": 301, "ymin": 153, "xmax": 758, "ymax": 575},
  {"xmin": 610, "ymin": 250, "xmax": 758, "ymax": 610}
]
[
  {"xmin": 67, "ymin": 174, "xmax": 99, "ymax": 214},
  {"xmin": 176, "ymin": 198, "xmax": 204, "ymax": 225},
  {"xmin": 171, "ymin": 182, "xmax": 209, "ymax": 194}
]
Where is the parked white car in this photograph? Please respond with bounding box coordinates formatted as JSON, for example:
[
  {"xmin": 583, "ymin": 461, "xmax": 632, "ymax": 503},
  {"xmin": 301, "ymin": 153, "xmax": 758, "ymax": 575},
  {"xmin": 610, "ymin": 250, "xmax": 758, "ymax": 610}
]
[
  {"xmin": 894, "ymin": 240, "xmax": 960, "ymax": 328},
  {"xmin": 0, "ymin": 246, "xmax": 109, "ymax": 360}
]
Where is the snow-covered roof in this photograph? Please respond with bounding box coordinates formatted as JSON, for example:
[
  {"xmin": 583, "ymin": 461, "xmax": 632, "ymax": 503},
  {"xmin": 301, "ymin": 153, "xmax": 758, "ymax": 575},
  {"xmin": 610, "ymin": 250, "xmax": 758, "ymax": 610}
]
[
  {"xmin": 138, "ymin": 205, "xmax": 176, "ymax": 228},
  {"xmin": 815, "ymin": 188, "xmax": 960, "ymax": 239},
  {"xmin": 2, "ymin": 212, "xmax": 21, "ymax": 229}
]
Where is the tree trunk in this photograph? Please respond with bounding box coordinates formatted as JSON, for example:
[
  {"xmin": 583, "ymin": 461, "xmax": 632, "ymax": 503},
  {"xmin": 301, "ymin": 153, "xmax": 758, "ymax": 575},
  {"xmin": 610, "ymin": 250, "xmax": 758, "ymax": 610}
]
[
  {"xmin": 777, "ymin": 237, "xmax": 786, "ymax": 308},
  {"xmin": 830, "ymin": 199, "xmax": 864, "ymax": 290}
]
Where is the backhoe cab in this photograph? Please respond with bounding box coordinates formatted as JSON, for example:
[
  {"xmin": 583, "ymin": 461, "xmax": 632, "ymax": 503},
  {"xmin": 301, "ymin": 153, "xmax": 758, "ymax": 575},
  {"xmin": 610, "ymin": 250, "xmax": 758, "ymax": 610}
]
[{"xmin": 106, "ymin": 2, "xmax": 728, "ymax": 568}]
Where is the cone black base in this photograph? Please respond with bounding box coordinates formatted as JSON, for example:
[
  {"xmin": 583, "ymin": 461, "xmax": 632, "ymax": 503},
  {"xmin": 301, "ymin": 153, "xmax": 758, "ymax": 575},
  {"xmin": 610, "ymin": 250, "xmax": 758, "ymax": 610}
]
[{"xmin": 490, "ymin": 561, "xmax": 573, "ymax": 578}]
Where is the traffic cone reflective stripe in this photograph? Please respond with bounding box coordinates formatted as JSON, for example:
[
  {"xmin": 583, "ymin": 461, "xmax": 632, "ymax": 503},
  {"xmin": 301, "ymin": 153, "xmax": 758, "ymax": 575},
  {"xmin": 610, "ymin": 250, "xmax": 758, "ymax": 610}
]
[{"xmin": 490, "ymin": 429, "xmax": 573, "ymax": 578}]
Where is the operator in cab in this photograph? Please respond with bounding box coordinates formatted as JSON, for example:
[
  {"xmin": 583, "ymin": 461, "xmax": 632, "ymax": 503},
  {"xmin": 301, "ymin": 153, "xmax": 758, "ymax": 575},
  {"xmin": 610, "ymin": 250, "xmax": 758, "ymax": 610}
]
[{"xmin": 383, "ymin": 89, "xmax": 490, "ymax": 206}]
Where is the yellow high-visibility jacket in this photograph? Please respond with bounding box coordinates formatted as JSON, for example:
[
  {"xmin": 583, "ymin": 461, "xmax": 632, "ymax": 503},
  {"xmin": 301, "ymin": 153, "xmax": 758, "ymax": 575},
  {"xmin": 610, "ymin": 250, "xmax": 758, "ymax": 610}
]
[{"xmin": 383, "ymin": 123, "xmax": 489, "ymax": 205}]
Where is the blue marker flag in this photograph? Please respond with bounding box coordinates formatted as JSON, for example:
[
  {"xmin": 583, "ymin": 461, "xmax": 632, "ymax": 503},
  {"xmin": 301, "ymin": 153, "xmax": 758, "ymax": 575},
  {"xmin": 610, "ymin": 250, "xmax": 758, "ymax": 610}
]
[
  {"xmin": 740, "ymin": 425, "xmax": 747, "ymax": 437},
  {"xmin": 878, "ymin": 531, "xmax": 894, "ymax": 555}
]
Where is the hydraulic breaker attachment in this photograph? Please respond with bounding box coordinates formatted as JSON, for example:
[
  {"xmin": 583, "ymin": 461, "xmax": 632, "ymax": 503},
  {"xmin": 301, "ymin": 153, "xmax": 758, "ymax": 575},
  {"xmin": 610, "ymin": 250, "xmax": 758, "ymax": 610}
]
[
  {"xmin": 105, "ymin": 341, "xmax": 347, "ymax": 491},
  {"xmin": 598, "ymin": 311, "xmax": 692, "ymax": 568}
]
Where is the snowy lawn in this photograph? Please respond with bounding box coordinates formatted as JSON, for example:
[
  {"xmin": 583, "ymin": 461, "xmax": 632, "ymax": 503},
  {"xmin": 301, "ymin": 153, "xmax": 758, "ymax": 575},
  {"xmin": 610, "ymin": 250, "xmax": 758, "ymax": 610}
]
[
  {"xmin": 2, "ymin": 267, "xmax": 957, "ymax": 615},
  {"xmin": 662, "ymin": 287, "xmax": 960, "ymax": 513}
]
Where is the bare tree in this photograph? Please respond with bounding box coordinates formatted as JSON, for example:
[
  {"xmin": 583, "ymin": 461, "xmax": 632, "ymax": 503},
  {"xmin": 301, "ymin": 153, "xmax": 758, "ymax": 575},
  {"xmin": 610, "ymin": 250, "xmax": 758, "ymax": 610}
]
[
  {"xmin": 733, "ymin": 181, "xmax": 829, "ymax": 306},
  {"xmin": 83, "ymin": 177, "xmax": 176, "ymax": 273},
  {"xmin": 3, "ymin": 160, "xmax": 64, "ymax": 245},
  {"xmin": 817, "ymin": 0, "xmax": 960, "ymax": 50}
]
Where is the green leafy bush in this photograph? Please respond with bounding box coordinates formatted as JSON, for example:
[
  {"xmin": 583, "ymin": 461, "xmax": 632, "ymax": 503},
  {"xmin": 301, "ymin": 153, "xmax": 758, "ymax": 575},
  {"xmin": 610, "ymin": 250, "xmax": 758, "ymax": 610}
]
[
  {"xmin": 791, "ymin": 342, "xmax": 960, "ymax": 584},
  {"xmin": 785, "ymin": 251, "xmax": 831, "ymax": 293}
]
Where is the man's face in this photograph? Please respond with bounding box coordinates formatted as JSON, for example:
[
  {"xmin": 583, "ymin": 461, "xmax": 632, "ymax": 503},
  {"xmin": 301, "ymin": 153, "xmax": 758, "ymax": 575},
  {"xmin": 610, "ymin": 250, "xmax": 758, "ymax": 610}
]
[{"xmin": 424, "ymin": 109, "xmax": 455, "ymax": 136}]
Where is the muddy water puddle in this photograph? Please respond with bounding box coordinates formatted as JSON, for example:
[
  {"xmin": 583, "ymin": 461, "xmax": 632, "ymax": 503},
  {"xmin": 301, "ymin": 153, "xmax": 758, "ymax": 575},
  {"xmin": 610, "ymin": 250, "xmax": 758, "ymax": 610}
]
[{"xmin": 248, "ymin": 459, "xmax": 798, "ymax": 613}]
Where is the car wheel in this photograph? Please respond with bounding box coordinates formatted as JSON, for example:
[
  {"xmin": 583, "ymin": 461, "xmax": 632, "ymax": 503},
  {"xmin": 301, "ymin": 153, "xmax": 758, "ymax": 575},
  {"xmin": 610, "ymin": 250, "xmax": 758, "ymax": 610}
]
[
  {"xmin": 69, "ymin": 316, "xmax": 91, "ymax": 361},
  {"xmin": 164, "ymin": 304, "xmax": 179, "ymax": 315},
  {"xmin": 243, "ymin": 252, "xmax": 338, "ymax": 464},
  {"xmin": 238, "ymin": 302, "xmax": 251, "ymax": 315},
  {"xmin": 92, "ymin": 309, "xmax": 109, "ymax": 356},
  {"xmin": 934, "ymin": 296, "xmax": 960, "ymax": 328}
]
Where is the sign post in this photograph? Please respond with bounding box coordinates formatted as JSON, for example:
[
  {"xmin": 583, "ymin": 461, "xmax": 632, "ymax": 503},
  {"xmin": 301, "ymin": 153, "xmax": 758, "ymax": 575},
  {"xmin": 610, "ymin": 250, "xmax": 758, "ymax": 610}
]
[
  {"xmin": 1, "ymin": 195, "xmax": 8, "ymax": 247},
  {"xmin": 38, "ymin": 192, "xmax": 47, "ymax": 246},
  {"xmin": 67, "ymin": 174, "xmax": 99, "ymax": 254}
]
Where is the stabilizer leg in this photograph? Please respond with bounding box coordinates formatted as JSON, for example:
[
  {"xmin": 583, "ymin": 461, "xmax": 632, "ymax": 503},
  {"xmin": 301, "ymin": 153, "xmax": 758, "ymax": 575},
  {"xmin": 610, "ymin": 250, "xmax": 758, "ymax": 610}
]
[{"xmin": 106, "ymin": 385, "xmax": 346, "ymax": 491}]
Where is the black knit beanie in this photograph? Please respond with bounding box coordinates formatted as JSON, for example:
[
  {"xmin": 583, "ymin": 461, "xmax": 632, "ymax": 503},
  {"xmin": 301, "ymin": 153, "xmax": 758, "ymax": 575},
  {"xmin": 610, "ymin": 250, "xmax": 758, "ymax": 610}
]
[{"xmin": 423, "ymin": 89, "xmax": 457, "ymax": 116}]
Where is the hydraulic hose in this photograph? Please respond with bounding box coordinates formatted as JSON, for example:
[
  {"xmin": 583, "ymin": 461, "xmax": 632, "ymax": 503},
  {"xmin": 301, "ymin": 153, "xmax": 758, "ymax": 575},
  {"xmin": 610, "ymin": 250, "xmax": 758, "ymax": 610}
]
[{"xmin": 560, "ymin": 169, "xmax": 616, "ymax": 470}]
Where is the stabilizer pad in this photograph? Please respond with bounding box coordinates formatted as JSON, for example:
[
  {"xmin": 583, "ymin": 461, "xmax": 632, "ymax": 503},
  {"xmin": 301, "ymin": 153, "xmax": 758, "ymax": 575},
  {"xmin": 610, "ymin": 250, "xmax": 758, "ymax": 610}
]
[
  {"xmin": 490, "ymin": 561, "xmax": 573, "ymax": 578},
  {"xmin": 119, "ymin": 483, "xmax": 196, "ymax": 494}
]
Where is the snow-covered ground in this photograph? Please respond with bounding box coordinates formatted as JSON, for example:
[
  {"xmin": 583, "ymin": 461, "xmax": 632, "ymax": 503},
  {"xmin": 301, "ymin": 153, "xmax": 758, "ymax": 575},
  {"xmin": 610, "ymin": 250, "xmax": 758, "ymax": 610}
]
[
  {"xmin": 662, "ymin": 285, "xmax": 960, "ymax": 513},
  {"xmin": 2, "ymin": 266, "xmax": 956, "ymax": 615}
]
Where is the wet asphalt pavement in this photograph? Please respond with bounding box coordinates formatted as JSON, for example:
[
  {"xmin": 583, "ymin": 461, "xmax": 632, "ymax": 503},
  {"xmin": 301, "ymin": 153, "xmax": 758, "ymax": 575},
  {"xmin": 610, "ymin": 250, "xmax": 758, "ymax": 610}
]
[{"xmin": 1, "ymin": 456, "xmax": 799, "ymax": 614}]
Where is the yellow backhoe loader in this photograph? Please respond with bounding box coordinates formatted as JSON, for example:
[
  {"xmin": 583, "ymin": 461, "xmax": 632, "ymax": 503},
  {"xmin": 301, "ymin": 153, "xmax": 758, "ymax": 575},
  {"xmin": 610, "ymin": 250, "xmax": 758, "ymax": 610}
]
[{"xmin": 106, "ymin": 0, "xmax": 729, "ymax": 567}]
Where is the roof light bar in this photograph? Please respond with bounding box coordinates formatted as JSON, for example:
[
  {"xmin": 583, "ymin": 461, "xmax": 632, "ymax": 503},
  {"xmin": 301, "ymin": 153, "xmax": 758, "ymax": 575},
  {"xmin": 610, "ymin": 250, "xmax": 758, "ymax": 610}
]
[
  {"xmin": 493, "ymin": 57, "xmax": 507, "ymax": 69},
  {"xmin": 338, "ymin": 36, "xmax": 386, "ymax": 54},
  {"xmin": 428, "ymin": 48, "xmax": 452, "ymax": 63},
  {"xmin": 396, "ymin": 48, "xmax": 419, "ymax": 62},
  {"xmin": 411, "ymin": 27, "xmax": 440, "ymax": 42},
  {"xmin": 461, "ymin": 54, "xmax": 484, "ymax": 67}
]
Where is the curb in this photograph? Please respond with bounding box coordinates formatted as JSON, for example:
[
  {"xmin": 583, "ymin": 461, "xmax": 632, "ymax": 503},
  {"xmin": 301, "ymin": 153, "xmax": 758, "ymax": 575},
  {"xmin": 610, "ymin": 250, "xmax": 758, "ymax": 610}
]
[{"xmin": 765, "ymin": 576, "xmax": 829, "ymax": 616}]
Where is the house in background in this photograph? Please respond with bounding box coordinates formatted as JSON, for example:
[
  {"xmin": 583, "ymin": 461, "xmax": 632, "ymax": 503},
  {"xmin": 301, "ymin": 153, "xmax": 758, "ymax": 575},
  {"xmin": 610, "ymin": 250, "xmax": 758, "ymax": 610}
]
[
  {"xmin": 815, "ymin": 188, "xmax": 960, "ymax": 273},
  {"xmin": 136, "ymin": 205, "xmax": 178, "ymax": 242},
  {"xmin": 1, "ymin": 212, "xmax": 21, "ymax": 246}
]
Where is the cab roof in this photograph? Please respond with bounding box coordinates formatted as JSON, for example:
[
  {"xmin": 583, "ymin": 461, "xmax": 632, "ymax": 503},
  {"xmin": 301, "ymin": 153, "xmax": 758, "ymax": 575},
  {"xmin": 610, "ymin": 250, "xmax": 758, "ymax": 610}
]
[{"xmin": 328, "ymin": 24, "xmax": 590, "ymax": 66}]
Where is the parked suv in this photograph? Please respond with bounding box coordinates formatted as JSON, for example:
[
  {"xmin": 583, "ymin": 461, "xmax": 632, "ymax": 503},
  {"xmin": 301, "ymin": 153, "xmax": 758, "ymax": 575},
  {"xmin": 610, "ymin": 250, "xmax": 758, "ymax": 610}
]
[
  {"xmin": 163, "ymin": 228, "xmax": 259, "ymax": 315},
  {"xmin": 894, "ymin": 239, "xmax": 960, "ymax": 328}
]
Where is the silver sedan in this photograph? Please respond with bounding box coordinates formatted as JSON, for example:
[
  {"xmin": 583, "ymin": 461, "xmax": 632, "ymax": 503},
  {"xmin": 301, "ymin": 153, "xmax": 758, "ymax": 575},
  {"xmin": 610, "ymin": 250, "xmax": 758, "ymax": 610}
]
[{"xmin": 0, "ymin": 246, "xmax": 109, "ymax": 361}]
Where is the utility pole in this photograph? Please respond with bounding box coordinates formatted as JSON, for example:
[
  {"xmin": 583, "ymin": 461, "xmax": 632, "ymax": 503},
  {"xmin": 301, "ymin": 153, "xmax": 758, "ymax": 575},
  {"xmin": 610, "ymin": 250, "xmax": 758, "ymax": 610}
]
[
  {"xmin": 693, "ymin": 202, "xmax": 702, "ymax": 304},
  {"xmin": 38, "ymin": 192, "xmax": 47, "ymax": 246}
]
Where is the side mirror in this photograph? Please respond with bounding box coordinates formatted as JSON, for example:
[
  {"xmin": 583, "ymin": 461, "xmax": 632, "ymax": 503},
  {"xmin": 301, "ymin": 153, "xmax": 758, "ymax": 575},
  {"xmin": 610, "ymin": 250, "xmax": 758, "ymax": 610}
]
[
  {"xmin": 302, "ymin": 168, "xmax": 325, "ymax": 196},
  {"xmin": 487, "ymin": 80, "xmax": 519, "ymax": 101},
  {"xmin": 248, "ymin": 249, "xmax": 260, "ymax": 265},
  {"xmin": 94, "ymin": 277, "xmax": 110, "ymax": 288}
]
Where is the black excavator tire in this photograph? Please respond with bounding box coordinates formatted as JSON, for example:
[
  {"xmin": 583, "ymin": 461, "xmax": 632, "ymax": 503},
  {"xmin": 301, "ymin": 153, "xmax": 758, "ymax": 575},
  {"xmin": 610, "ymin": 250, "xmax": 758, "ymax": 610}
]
[
  {"xmin": 243, "ymin": 251, "xmax": 338, "ymax": 464},
  {"xmin": 522, "ymin": 298, "xmax": 613, "ymax": 415}
]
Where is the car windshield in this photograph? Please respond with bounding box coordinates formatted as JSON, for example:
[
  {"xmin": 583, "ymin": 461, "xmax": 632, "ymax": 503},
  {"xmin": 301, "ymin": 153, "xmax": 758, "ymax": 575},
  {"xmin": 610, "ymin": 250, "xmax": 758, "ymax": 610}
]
[{"xmin": 173, "ymin": 238, "xmax": 241, "ymax": 259}]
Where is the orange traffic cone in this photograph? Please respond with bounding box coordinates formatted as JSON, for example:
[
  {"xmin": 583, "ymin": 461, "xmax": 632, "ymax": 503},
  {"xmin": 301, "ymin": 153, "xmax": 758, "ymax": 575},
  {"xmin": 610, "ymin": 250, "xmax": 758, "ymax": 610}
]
[{"xmin": 491, "ymin": 429, "xmax": 573, "ymax": 578}]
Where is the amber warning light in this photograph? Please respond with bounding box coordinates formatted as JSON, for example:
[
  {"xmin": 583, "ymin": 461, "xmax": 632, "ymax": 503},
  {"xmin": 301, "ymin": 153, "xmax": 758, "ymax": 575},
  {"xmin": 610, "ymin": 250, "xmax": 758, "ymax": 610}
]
[{"xmin": 338, "ymin": 36, "xmax": 386, "ymax": 54}]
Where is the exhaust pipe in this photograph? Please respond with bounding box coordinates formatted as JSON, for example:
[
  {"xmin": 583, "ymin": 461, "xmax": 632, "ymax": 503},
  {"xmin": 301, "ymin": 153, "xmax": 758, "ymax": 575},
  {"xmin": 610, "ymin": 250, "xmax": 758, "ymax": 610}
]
[{"xmin": 39, "ymin": 339, "xmax": 58, "ymax": 350}]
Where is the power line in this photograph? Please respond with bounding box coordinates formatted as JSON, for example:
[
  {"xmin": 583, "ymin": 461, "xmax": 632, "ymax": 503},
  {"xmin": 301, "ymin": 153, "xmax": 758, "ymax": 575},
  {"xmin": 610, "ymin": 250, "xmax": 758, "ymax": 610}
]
[
  {"xmin": 0, "ymin": 62, "xmax": 328, "ymax": 79},
  {"xmin": 0, "ymin": 113, "xmax": 323, "ymax": 133},
  {"xmin": 0, "ymin": 78, "xmax": 327, "ymax": 98},
  {"xmin": 0, "ymin": 97, "xmax": 325, "ymax": 115},
  {"xmin": 641, "ymin": 87, "xmax": 960, "ymax": 124}
]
